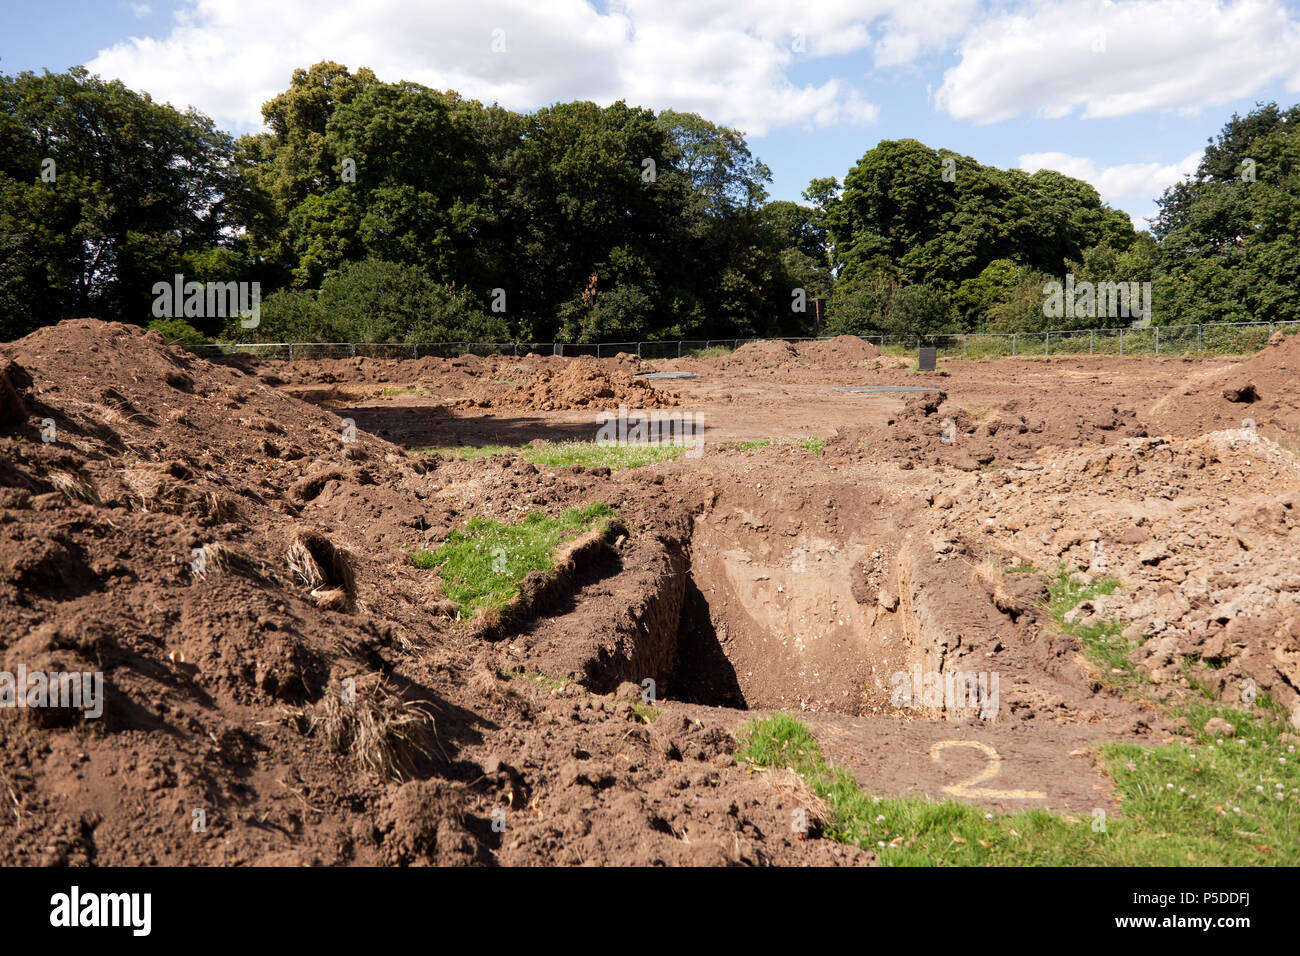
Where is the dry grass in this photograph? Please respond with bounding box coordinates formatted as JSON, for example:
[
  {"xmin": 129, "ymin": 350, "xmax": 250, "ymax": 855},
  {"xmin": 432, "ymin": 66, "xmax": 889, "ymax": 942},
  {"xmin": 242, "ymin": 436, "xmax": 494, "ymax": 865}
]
[
  {"xmin": 191, "ymin": 541, "xmax": 261, "ymax": 580},
  {"xmin": 287, "ymin": 528, "xmax": 356, "ymax": 602},
  {"xmin": 757, "ymin": 765, "xmax": 831, "ymax": 836},
  {"xmin": 467, "ymin": 667, "xmax": 526, "ymax": 712},
  {"xmin": 201, "ymin": 491, "xmax": 243, "ymax": 524},
  {"xmin": 969, "ymin": 556, "xmax": 1021, "ymax": 615},
  {"xmin": 47, "ymin": 469, "xmax": 100, "ymax": 505},
  {"xmin": 311, "ymin": 684, "xmax": 434, "ymax": 781}
]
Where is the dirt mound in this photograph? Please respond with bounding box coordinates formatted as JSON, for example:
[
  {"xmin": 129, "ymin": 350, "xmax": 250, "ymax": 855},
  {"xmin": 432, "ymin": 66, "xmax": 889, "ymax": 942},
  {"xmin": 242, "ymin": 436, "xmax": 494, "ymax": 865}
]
[
  {"xmin": 723, "ymin": 339, "xmax": 801, "ymax": 370},
  {"xmin": 456, "ymin": 358, "xmax": 675, "ymax": 410},
  {"xmin": 1149, "ymin": 330, "xmax": 1300, "ymax": 439},
  {"xmin": 933, "ymin": 432, "xmax": 1300, "ymax": 715},
  {"xmin": 828, "ymin": 389, "xmax": 1148, "ymax": 471},
  {"xmin": 717, "ymin": 336, "xmax": 880, "ymax": 372},
  {"xmin": 794, "ymin": 335, "xmax": 881, "ymax": 364},
  {"xmin": 0, "ymin": 319, "xmax": 863, "ymax": 866}
]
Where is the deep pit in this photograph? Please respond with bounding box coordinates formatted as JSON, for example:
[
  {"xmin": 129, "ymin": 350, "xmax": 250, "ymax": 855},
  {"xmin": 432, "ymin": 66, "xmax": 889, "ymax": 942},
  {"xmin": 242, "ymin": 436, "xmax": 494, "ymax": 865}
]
[{"xmin": 552, "ymin": 476, "xmax": 1075, "ymax": 724}]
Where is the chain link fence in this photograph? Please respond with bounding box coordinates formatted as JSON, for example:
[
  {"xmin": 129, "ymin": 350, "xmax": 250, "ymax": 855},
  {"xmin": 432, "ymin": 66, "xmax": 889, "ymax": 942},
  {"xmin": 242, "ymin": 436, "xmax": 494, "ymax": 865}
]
[{"xmin": 185, "ymin": 321, "xmax": 1299, "ymax": 363}]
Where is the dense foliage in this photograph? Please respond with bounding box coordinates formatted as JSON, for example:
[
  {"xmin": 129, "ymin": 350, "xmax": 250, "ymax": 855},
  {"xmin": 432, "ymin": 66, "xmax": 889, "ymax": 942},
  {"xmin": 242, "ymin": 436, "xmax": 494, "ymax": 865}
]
[{"xmin": 1, "ymin": 63, "xmax": 1295, "ymax": 342}]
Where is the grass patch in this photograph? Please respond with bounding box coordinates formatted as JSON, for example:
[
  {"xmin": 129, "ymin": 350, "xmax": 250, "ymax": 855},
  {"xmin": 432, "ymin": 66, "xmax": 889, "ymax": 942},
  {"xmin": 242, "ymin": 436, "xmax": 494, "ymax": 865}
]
[
  {"xmin": 632, "ymin": 702, "xmax": 661, "ymax": 724},
  {"xmin": 380, "ymin": 387, "xmax": 429, "ymax": 396},
  {"xmin": 736, "ymin": 712, "xmax": 1299, "ymax": 865},
  {"xmin": 689, "ymin": 346, "xmax": 732, "ymax": 358},
  {"xmin": 1005, "ymin": 560, "xmax": 1038, "ymax": 574},
  {"xmin": 723, "ymin": 437, "xmax": 824, "ymax": 455},
  {"xmin": 413, "ymin": 502, "xmax": 617, "ymax": 618},
  {"xmin": 524, "ymin": 442, "xmax": 685, "ymax": 469},
  {"xmin": 1046, "ymin": 568, "xmax": 1140, "ymax": 691},
  {"xmin": 420, "ymin": 441, "xmax": 686, "ymax": 470}
]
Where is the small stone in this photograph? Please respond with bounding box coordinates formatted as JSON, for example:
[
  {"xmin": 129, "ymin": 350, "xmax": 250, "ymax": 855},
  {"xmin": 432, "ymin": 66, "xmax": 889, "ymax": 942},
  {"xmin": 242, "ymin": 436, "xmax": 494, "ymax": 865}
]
[{"xmin": 1203, "ymin": 717, "xmax": 1236, "ymax": 737}]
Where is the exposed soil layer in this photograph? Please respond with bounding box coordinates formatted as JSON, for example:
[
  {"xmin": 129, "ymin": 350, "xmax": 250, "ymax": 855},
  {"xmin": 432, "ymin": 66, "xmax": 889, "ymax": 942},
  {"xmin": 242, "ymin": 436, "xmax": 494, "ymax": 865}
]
[
  {"xmin": 1, "ymin": 322, "xmax": 1297, "ymax": 865},
  {"xmin": 455, "ymin": 358, "xmax": 677, "ymax": 411}
]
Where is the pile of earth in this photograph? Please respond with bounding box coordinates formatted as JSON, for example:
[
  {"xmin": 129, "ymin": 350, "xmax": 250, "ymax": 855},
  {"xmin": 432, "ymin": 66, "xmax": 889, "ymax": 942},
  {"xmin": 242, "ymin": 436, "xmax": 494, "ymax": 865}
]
[
  {"xmin": 455, "ymin": 357, "xmax": 676, "ymax": 410},
  {"xmin": 1148, "ymin": 330, "xmax": 1300, "ymax": 439},
  {"xmin": 794, "ymin": 335, "xmax": 882, "ymax": 365},
  {"xmin": 230, "ymin": 351, "xmax": 638, "ymax": 390},
  {"xmin": 930, "ymin": 431, "xmax": 1300, "ymax": 724},
  {"xmin": 826, "ymin": 389, "xmax": 1148, "ymax": 471},
  {"xmin": 721, "ymin": 336, "xmax": 881, "ymax": 372},
  {"xmin": 723, "ymin": 340, "xmax": 801, "ymax": 370},
  {"xmin": 0, "ymin": 318, "xmax": 860, "ymax": 866}
]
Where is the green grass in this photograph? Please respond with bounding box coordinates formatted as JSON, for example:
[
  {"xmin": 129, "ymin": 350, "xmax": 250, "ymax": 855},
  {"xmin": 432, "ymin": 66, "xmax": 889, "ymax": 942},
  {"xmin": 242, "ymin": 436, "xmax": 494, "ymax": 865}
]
[
  {"xmin": 413, "ymin": 502, "xmax": 617, "ymax": 618},
  {"xmin": 420, "ymin": 441, "xmax": 686, "ymax": 470},
  {"xmin": 380, "ymin": 387, "xmax": 429, "ymax": 396},
  {"xmin": 689, "ymin": 346, "xmax": 732, "ymax": 358},
  {"xmin": 723, "ymin": 437, "xmax": 824, "ymax": 455},
  {"xmin": 1046, "ymin": 568, "xmax": 1141, "ymax": 691},
  {"xmin": 736, "ymin": 712, "xmax": 1299, "ymax": 865},
  {"xmin": 1005, "ymin": 560, "xmax": 1037, "ymax": 574},
  {"xmin": 734, "ymin": 559, "xmax": 1299, "ymax": 864}
]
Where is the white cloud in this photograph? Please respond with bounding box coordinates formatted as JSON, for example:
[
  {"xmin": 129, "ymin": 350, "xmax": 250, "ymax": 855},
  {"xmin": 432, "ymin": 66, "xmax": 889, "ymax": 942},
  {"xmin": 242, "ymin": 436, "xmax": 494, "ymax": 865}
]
[
  {"xmin": 1019, "ymin": 149, "xmax": 1203, "ymax": 227},
  {"xmin": 129, "ymin": 3, "xmax": 153, "ymax": 17},
  {"xmin": 85, "ymin": 0, "xmax": 970, "ymax": 134},
  {"xmin": 937, "ymin": 0, "xmax": 1300, "ymax": 124},
  {"xmin": 1019, "ymin": 149, "xmax": 1202, "ymax": 200}
]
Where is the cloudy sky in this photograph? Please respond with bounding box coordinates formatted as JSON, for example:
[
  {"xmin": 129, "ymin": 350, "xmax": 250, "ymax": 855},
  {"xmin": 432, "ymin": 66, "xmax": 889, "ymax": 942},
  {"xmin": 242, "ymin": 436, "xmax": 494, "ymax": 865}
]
[{"xmin": 8, "ymin": 0, "xmax": 1300, "ymax": 228}]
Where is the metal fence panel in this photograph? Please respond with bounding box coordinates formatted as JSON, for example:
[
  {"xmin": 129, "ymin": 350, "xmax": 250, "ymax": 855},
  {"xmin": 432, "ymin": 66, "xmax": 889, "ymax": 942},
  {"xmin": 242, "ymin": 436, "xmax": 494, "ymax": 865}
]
[{"xmin": 181, "ymin": 320, "xmax": 1299, "ymax": 365}]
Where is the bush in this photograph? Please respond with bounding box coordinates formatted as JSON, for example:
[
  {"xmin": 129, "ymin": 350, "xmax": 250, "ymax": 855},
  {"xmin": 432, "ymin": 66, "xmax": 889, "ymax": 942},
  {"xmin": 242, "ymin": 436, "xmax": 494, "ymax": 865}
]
[
  {"xmin": 825, "ymin": 274, "xmax": 894, "ymax": 336},
  {"xmin": 557, "ymin": 283, "xmax": 654, "ymax": 342},
  {"xmin": 882, "ymin": 284, "xmax": 956, "ymax": 337},
  {"xmin": 147, "ymin": 317, "xmax": 208, "ymax": 346},
  {"xmin": 236, "ymin": 258, "xmax": 505, "ymax": 343}
]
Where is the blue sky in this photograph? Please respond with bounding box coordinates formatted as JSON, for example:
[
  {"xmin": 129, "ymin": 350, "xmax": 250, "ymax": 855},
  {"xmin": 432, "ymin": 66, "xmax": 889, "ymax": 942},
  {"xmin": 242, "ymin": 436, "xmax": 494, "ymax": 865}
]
[{"xmin": 7, "ymin": 0, "xmax": 1300, "ymax": 229}]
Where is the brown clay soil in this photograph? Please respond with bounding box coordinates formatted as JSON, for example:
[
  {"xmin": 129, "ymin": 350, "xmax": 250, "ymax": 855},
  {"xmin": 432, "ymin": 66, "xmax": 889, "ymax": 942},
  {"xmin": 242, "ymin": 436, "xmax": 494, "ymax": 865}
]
[{"xmin": 1, "ymin": 324, "xmax": 1298, "ymax": 865}]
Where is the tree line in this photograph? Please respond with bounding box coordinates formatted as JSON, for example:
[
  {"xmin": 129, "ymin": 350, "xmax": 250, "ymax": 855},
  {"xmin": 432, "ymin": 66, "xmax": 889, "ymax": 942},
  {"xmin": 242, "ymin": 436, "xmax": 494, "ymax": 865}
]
[{"xmin": 2, "ymin": 62, "xmax": 1296, "ymax": 344}]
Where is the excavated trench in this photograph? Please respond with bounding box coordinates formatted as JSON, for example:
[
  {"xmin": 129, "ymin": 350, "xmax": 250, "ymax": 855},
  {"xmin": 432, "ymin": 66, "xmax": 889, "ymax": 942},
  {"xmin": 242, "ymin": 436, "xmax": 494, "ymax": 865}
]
[{"xmin": 566, "ymin": 487, "xmax": 1056, "ymax": 722}]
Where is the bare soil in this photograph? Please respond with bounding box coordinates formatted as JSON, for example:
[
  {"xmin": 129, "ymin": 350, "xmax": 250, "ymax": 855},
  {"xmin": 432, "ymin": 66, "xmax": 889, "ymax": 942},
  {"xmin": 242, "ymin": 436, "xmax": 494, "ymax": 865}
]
[{"xmin": 2, "ymin": 322, "xmax": 1297, "ymax": 865}]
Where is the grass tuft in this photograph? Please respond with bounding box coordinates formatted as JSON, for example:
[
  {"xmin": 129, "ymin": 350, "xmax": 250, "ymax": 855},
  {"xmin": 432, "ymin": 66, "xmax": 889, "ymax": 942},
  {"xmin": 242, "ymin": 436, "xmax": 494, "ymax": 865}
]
[
  {"xmin": 422, "ymin": 441, "xmax": 685, "ymax": 470},
  {"xmin": 413, "ymin": 502, "xmax": 617, "ymax": 618},
  {"xmin": 312, "ymin": 684, "xmax": 434, "ymax": 781}
]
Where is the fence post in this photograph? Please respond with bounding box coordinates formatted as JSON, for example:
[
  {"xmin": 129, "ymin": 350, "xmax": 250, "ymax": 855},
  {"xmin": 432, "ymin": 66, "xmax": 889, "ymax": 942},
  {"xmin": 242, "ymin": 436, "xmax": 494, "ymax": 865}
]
[
  {"xmin": 1198, "ymin": 324, "xmax": 1202, "ymax": 352},
  {"xmin": 678, "ymin": 340, "xmax": 683, "ymax": 358},
  {"xmin": 963, "ymin": 334, "xmax": 968, "ymax": 357},
  {"xmin": 289, "ymin": 343, "xmax": 293, "ymax": 362},
  {"xmin": 1155, "ymin": 326, "xmax": 1160, "ymax": 355},
  {"xmin": 1012, "ymin": 333, "xmax": 1016, "ymax": 357},
  {"xmin": 1119, "ymin": 328, "xmax": 1123, "ymax": 355},
  {"xmin": 1045, "ymin": 331, "xmax": 1050, "ymax": 356},
  {"xmin": 637, "ymin": 341, "xmax": 642, "ymax": 359},
  {"xmin": 1090, "ymin": 330, "xmax": 1094, "ymax": 355}
]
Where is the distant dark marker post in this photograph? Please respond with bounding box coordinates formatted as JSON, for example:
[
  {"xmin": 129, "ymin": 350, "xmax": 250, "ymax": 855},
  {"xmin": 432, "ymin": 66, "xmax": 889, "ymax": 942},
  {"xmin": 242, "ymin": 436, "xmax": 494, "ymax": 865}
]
[{"xmin": 918, "ymin": 346, "xmax": 937, "ymax": 371}]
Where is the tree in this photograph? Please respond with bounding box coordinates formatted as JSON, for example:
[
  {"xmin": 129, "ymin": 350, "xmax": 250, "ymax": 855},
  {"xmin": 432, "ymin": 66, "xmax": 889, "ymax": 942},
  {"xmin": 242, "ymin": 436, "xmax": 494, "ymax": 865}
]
[
  {"xmin": 0, "ymin": 67, "xmax": 244, "ymax": 336},
  {"xmin": 250, "ymin": 258, "xmax": 502, "ymax": 343},
  {"xmin": 832, "ymin": 139, "xmax": 1136, "ymax": 299},
  {"xmin": 1151, "ymin": 102, "xmax": 1300, "ymax": 324}
]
